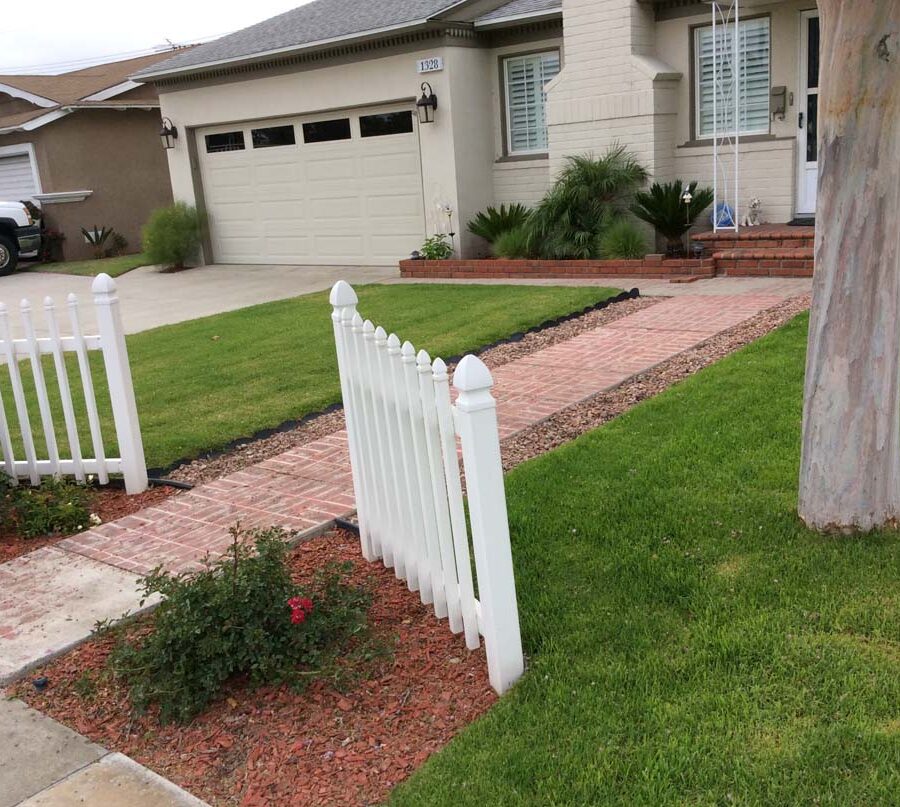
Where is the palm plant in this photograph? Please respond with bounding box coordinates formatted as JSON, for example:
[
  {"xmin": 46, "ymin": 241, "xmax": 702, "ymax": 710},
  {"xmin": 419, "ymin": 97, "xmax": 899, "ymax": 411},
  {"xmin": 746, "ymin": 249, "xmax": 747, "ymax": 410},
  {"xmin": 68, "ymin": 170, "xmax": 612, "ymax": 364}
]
[
  {"xmin": 524, "ymin": 147, "xmax": 648, "ymax": 259},
  {"xmin": 631, "ymin": 180, "xmax": 714, "ymax": 255},
  {"xmin": 467, "ymin": 204, "xmax": 531, "ymax": 244}
]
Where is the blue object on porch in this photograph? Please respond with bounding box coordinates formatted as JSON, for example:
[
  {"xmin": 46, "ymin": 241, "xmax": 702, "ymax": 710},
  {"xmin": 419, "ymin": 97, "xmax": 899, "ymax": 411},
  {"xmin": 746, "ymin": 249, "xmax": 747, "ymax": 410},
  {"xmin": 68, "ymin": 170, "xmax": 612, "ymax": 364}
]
[{"xmin": 711, "ymin": 203, "xmax": 735, "ymax": 229}]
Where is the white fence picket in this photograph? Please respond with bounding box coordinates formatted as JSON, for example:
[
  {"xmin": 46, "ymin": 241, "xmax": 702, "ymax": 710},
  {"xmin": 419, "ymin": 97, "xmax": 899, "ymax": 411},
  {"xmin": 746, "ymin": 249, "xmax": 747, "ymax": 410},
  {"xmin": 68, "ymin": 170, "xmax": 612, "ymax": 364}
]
[
  {"xmin": 44, "ymin": 297, "xmax": 85, "ymax": 482},
  {"xmin": 21, "ymin": 299, "xmax": 60, "ymax": 477},
  {"xmin": 0, "ymin": 274, "xmax": 147, "ymax": 494},
  {"xmin": 330, "ymin": 281, "xmax": 524, "ymax": 695}
]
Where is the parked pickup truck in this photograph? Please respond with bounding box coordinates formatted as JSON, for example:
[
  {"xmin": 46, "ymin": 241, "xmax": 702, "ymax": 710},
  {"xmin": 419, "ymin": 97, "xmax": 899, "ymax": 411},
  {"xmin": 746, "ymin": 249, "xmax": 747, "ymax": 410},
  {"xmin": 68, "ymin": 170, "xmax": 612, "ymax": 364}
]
[{"xmin": 0, "ymin": 201, "xmax": 41, "ymax": 275}]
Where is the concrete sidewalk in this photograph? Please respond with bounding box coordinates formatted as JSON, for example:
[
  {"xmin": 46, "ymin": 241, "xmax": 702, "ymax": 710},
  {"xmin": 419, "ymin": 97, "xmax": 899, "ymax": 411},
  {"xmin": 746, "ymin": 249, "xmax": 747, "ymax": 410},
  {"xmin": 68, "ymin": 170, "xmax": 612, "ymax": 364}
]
[
  {"xmin": 0, "ymin": 263, "xmax": 397, "ymax": 337},
  {"xmin": 0, "ymin": 699, "xmax": 206, "ymax": 807},
  {"xmin": 0, "ymin": 284, "xmax": 803, "ymax": 686}
]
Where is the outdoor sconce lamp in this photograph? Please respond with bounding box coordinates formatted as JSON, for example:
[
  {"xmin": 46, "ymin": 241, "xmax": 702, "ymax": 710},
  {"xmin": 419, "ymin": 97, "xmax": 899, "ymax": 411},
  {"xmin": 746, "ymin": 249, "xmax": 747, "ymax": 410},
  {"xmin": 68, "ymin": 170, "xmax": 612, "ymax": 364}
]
[
  {"xmin": 159, "ymin": 117, "xmax": 178, "ymax": 150},
  {"xmin": 416, "ymin": 82, "xmax": 438, "ymax": 124}
]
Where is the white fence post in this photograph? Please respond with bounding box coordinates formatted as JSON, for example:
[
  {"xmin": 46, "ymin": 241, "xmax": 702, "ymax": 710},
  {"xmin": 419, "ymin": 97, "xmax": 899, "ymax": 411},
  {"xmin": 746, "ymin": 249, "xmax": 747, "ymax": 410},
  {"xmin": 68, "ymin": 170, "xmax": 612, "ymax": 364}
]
[
  {"xmin": 92, "ymin": 274, "xmax": 148, "ymax": 494},
  {"xmin": 453, "ymin": 355, "xmax": 524, "ymax": 695}
]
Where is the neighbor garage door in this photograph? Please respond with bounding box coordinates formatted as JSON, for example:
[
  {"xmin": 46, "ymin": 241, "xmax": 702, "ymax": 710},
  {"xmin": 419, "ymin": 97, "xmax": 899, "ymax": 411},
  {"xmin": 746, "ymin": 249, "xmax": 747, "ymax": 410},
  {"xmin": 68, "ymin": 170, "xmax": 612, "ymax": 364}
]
[
  {"xmin": 0, "ymin": 152, "xmax": 39, "ymax": 202},
  {"xmin": 196, "ymin": 106, "xmax": 426, "ymax": 266}
]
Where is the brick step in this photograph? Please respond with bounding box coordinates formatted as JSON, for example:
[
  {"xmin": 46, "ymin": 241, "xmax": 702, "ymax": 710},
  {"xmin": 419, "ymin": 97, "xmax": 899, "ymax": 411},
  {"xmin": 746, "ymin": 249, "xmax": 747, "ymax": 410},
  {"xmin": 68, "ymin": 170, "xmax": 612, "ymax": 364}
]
[
  {"xmin": 694, "ymin": 225, "xmax": 814, "ymax": 254},
  {"xmin": 713, "ymin": 247, "xmax": 814, "ymax": 278}
]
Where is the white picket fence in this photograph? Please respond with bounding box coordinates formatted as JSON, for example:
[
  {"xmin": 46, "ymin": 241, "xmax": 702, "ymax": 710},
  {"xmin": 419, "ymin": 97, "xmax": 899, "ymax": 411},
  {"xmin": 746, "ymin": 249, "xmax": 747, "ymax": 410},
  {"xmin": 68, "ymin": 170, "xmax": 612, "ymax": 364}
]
[
  {"xmin": 0, "ymin": 273, "xmax": 147, "ymax": 494},
  {"xmin": 330, "ymin": 280, "xmax": 523, "ymax": 694}
]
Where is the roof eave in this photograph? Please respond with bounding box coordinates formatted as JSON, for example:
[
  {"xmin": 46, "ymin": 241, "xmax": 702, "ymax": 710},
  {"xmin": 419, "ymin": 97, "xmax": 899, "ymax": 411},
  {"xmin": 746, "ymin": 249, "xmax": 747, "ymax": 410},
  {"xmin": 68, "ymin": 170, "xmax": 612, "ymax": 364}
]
[
  {"xmin": 473, "ymin": 9, "xmax": 563, "ymax": 29},
  {"xmin": 0, "ymin": 82, "xmax": 58, "ymax": 108},
  {"xmin": 131, "ymin": 18, "xmax": 444, "ymax": 82}
]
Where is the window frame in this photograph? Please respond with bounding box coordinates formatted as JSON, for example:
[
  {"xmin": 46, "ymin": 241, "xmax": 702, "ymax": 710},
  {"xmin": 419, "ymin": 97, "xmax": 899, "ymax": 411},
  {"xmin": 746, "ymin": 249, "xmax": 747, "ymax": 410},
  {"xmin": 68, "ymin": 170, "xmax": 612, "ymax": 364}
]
[
  {"xmin": 204, "ymin": 130, "xmax": 246, "ymax": 154},
  {"xmin": 359, "ymin": 110, "xmax": 414, "ymax": 138},
  {"xmin": 500, "ymin": 48, "xmax": 561, "ymax": 158},
  {"xmin": 691, "ymin": 14, "xmax": 771, "ymax": 141},
  {"xmin": 250, "ymin": 124, "xmax": 296, "ymax": 149}
]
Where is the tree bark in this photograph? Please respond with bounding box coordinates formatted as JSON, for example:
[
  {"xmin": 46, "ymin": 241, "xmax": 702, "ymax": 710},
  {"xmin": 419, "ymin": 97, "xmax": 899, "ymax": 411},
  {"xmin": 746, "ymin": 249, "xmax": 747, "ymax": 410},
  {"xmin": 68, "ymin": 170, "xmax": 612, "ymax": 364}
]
[{"xmin": 799, "ymin": 1, "xmax": 900, "ymax": 531}]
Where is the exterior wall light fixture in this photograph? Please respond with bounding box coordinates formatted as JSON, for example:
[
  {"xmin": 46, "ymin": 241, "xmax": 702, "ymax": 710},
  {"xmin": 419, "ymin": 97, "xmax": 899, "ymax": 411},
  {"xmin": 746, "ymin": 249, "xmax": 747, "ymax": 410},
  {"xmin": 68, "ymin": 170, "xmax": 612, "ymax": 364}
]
[
  {"xmin": 159, "ymin": 117, "xmax": 178, "ymax": 150},
  {"xmin": 416, "ymin": 82, "xmax": 438, "ymax": 124}
]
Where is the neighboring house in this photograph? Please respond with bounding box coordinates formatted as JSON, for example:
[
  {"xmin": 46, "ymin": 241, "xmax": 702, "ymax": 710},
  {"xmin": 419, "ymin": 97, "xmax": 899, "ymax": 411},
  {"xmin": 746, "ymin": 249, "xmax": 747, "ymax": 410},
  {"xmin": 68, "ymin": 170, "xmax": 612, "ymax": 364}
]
[
  {"xmin": 136, "ymin": 0, "xmax": 817, "ymax": 266},
  {"xmin": 0, "ymin": 52, "xmax": 184, "ymax": 261}
]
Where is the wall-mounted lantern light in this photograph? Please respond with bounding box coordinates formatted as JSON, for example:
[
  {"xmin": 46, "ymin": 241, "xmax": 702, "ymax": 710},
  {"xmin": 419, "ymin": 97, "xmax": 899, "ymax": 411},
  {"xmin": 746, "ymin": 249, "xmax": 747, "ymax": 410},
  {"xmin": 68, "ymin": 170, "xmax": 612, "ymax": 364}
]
[
  {"xmin": 416, "ymin": 82, "xmax": 438, "ymax": 124},
  {"xmin": 159, "ymin": 117, "xmax": 178, "ymax": 150}
]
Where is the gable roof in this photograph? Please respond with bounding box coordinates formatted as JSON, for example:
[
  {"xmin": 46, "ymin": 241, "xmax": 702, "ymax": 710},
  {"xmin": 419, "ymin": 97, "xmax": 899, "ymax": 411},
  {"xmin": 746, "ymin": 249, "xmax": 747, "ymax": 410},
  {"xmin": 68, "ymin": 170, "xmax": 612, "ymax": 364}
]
[
  {"xmin": 0, "ymin": 51, "xmax": 189, "ymax": 133},
  {"xmin": 134, "ymin": 0, "xmax": 463, "ymax": 79},
  {"xmin": 134, "ymin": 0, "xmax": 561, "ymax": 80}
]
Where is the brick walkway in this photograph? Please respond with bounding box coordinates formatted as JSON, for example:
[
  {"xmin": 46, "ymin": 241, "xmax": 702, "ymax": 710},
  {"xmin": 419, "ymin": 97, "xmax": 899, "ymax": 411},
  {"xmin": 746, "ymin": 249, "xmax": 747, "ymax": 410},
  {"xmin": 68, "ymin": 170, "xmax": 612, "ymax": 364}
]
[
  {"xmin": 0, "ymin": 287, "xmax": 796, "ymax": 681},
  {"xmin": 55, "ymin": 292, "xmax": 785, "ymax": 576}
]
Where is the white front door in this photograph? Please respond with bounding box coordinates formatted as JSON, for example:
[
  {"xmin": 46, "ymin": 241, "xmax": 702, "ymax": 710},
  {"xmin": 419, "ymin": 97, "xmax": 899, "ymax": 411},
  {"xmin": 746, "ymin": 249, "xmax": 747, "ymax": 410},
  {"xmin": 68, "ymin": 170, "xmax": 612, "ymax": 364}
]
[{"xmin": 797, "ymin": 10, "xmax": 820, "ymax": 216}]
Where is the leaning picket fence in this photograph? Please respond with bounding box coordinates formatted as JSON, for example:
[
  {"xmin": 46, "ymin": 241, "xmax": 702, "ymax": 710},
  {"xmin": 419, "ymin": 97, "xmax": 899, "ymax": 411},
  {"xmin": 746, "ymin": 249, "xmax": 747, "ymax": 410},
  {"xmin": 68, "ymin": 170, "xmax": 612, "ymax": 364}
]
[
  {"xmin": 330, "ymin": 280, "xmax": 523, "ymax": 694},
  {"xmin": 0, "ymin": 273, "xmax": 147, "ymax": 494}
]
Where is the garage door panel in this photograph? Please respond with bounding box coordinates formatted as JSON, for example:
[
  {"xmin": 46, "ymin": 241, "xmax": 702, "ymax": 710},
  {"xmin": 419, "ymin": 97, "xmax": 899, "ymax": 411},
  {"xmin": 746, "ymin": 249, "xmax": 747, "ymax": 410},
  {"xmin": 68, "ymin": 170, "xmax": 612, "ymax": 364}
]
[{"xmin": 198, "ymin": 109, "xmax": 424, "ymax": 266}]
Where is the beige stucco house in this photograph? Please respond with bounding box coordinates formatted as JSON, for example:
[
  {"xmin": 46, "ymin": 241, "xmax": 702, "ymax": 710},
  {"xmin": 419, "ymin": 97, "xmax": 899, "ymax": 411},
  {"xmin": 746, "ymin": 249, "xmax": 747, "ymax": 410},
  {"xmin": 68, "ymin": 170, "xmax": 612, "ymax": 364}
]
[
  {"xmin": 137, "ymin": 0, "xmax": 818, "ymax": 266},
  {"xmin": 0, "ymin": 52, "xmax": 181, "ymax": 261}
]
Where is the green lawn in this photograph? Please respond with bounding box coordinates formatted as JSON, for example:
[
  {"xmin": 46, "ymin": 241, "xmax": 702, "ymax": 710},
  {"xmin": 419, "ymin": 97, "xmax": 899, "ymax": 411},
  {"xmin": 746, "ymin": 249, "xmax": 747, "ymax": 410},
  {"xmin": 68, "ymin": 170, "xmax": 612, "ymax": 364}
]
[
  {"xmin": 1, "ymin": 284, "xmax": 619, "ymax": 470},
  {"xmin": 24, "ymin": 252, "xmax": 150, "ymax": 278},
  {"xmin": 392, "ymin": 312, "xmax": 900, "ymax": 806}
]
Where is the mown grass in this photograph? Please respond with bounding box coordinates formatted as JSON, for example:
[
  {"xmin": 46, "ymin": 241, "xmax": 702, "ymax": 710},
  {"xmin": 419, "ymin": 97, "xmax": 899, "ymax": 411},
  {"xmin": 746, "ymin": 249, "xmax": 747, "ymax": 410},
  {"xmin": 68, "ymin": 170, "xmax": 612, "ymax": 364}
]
[
  {"xmin": 392, "ymin": 312, "xmax": 900, "ymax": 806},
  {"xmin": 23, "ymin": 252, "xmax": 150, "ymax": 278},
  {"xmin": 0, "ymin": 283, "xmax": 620, "ymax": 470}
]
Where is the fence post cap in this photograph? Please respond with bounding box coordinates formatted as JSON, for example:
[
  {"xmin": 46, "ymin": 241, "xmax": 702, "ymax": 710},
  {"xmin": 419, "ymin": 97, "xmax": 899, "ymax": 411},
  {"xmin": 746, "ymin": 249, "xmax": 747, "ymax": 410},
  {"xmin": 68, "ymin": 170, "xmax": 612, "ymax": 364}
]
[
  {"xmin": 401, "ymin": 340, "xmax": 416, "ymax": 360},
  {"xmin": 387, "ymin": 332, "xmax": 401, "ymax": 350},
  {"xmin": 374, "ymin": 325, "xmax": 387, "ymax": 342},
  {"xmin": 66, "ymin": 293, "xmax": 78, "ymax": 305},
  {"xmin": 432, "ymin": 356, "xmax": 448, "ymax": 381},
  {"xmin": 351, "ymin": 311, "xmax": 364, "ymax": 328},
  {"xmin": 91, "ymin": 273, "xmax": 117, "ymax": 295},
  {"xmin": 19, "ymin": 298, "xmax": 31, "ymax": 313},
  {"xmin": 329, "ymin": 280, "xmax": 358, "ymax": 307},
  {"xmin": 416, "ymin": 348, "xmax": 431, "ymax": 368},
  {"xmin": 363, "ymin": 319, "xmax": 375, "ymax": 335},
  {"xmin": 453, "ymin": 355, "xmax": 494, "ymax": 392},
  {"xmin": 43, "ymin": 296, "xmax": 55, "ymax": 308}
]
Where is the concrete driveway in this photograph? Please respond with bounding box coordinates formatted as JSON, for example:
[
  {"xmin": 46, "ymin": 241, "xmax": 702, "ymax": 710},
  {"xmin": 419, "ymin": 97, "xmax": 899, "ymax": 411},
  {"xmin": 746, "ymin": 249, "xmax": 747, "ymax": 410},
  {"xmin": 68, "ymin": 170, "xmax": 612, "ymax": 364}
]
[{"xmin": 0, "ymin": 263, "xmax": 397, "ymax": 337}]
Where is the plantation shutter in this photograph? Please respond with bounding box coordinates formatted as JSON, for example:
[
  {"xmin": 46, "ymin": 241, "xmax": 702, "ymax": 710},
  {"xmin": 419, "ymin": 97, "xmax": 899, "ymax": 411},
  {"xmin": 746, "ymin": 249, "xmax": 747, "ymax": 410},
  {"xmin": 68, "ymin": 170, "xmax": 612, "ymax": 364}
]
[
  {"xmin": 504, "ymin": 51, "xmax": 560, "ymax": 153},
  {"xmin": 695, "ymin": 17, "xmax": 770, "ymax": 138}
]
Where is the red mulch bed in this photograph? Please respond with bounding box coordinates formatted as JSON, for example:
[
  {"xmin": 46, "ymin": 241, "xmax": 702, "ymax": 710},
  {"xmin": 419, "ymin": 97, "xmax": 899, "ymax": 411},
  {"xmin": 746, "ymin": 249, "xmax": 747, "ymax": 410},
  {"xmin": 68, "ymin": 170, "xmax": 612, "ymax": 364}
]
[
  {"xmin": 0, "ymin": 484, "xmax": 176, "ymax": 563},
  {"xmin": 9, "ymin": 529, "xmax": 496, "ymax": 806}
]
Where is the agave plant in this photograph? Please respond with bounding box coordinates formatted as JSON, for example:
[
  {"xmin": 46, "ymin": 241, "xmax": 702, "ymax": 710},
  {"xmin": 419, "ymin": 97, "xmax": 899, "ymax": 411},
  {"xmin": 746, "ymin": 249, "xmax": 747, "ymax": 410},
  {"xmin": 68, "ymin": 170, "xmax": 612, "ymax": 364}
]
[
  {"xmin": 524, "ymin": 147, "xmax": 648, "ymax": 259},
  {"xmin": 631, "ymin": 180, "xmax": 714, "ymax": 255},
  {"xmin": 81, "ymin": 225, "xmax": 115, "ymax": 260},
  {"xmin": 467, "ymin": 204, "xmax": 531, "ymax": 244}
]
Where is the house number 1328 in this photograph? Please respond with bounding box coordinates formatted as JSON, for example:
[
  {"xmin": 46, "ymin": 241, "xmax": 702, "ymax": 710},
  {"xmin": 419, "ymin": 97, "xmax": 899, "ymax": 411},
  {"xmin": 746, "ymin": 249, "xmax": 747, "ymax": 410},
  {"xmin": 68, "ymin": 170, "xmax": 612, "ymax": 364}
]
[{"xmin": 417, "ymin": 57, "xmax": 443, "ymax": 73}]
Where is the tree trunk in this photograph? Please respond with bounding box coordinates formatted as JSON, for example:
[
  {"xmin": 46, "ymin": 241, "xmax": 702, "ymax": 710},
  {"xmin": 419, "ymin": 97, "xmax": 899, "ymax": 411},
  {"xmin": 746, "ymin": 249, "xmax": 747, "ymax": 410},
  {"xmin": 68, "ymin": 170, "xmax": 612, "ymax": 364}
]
[{"xmin": 799, "ymin": 1, "xmax": 900, "ymax": 531}]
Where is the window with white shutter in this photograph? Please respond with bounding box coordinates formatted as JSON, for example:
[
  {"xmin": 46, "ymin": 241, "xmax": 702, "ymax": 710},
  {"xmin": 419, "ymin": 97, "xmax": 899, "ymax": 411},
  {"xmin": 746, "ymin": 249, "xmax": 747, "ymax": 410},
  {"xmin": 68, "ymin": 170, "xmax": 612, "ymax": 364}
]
[
  {"xmin": 695, "ymin": 17, "xmax": 770, "ymax": 138},
  {"xmin": 503, "ymin": 51, "xmax": 560, "ymax": 155}
]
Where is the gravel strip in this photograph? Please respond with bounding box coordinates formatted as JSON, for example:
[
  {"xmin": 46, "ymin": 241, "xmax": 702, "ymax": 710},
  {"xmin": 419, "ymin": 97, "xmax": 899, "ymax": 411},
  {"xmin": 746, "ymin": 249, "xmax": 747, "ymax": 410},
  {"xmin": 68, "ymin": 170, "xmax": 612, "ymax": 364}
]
[
  {"xmin": 499, "ymin": 293, "xmax": 811, "ymax": 471},
  {"xmin": 168, "ymin": 294, "xmax": 660, "ymax": 486}
]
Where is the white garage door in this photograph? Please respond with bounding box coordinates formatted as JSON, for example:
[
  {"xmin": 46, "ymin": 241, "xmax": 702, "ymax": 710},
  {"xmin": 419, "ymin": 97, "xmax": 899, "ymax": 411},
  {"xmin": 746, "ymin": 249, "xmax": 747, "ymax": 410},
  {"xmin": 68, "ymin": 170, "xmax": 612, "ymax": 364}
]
[
  {"xmin": 197, "ymin": 106, "xmax": 426, "ymax": 266},
  {"xmin": 0, "ymin": 152, "xmax": 39, "ymax": 202}
]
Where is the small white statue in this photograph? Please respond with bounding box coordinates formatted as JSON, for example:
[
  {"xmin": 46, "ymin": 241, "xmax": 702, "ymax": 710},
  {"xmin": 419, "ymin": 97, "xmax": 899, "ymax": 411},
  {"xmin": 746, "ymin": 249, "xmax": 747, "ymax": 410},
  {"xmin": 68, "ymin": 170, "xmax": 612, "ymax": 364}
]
[{"xmin": 742, "ymin": 198, "xmax": 763, "ymax": 227}]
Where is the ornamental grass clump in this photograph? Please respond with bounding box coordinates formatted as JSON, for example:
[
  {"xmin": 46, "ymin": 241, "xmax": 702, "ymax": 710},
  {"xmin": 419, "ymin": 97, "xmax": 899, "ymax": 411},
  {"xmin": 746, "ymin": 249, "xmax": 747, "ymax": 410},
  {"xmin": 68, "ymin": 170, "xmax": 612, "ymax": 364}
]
[
  {"xmin": 141, "ymin": 202, "xmax": 201, "ymax": 270},
  {"xmin": 107, "ymin": 526, "xmax": 373, "ymax": 724}
]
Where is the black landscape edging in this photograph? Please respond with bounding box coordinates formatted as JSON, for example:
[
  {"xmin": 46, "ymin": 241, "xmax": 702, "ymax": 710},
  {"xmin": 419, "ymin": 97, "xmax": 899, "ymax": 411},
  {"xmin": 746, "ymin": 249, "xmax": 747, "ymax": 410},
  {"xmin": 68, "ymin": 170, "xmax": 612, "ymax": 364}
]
[{"xmin": 146, "ymin": 288, "xmax": 641, "ymax": 478}]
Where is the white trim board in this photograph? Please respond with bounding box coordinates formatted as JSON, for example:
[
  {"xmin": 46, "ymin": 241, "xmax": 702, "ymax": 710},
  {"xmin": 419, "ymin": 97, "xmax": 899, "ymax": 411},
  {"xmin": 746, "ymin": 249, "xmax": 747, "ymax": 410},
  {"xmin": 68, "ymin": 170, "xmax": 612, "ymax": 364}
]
[
  {"xmin": 34, "ymin": 190, "xmax": 93, "ymax": 204},
  {"xmin": 82, "ymin": 79, "xmax": 143, "ymax": 101},
  {"xmin": 0, "ymin": 82, "xmax": 57, "ymax": 108},
  {"xmin": 0, "ymin": 108, "xmax": 71, "ymax": 134}
]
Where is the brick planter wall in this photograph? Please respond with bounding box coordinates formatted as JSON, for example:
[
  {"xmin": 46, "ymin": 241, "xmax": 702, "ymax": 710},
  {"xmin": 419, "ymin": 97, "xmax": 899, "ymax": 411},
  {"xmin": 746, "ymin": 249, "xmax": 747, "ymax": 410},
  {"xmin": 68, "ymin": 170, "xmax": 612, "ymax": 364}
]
[{"xmin": 399, "ymin": 257, "xmax": 717, "ymax": 281}]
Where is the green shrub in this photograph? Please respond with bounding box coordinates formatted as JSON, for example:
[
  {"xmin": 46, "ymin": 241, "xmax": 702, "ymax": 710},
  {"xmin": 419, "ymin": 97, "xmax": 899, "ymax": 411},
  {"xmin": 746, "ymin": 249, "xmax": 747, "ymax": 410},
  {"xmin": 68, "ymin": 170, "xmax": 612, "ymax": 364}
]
[
  {"xmin": 419, "ymin": 233, "xmax": 453, "ymax": 260},
  {"xmin": 467, "ymin": 204, "xmax": 531, "ymax": 244},
  {"xmin": 0, "ymin": 476, "xmax": 92, "ymax": 538},
  {"xmin": 492, "ymin": 225, "xmax": 532, "ymax": 259},
  {"xmin": 599, "ymin": 218, "xmax": 648, "ymax": 259},
  {"xmin": 107, "ymin": 526, "xmax": 373, "ymax": 724},
  {"xmin": 142, "ymin": 202, "xmax": 201, "ymax": 269},
  {"xmin": 631, "ymin": 180, "xmax": 714, "ymax": 255},
  {"xmin": 525, "ymin": 148, "xmax": 648, "ymax": 259}
]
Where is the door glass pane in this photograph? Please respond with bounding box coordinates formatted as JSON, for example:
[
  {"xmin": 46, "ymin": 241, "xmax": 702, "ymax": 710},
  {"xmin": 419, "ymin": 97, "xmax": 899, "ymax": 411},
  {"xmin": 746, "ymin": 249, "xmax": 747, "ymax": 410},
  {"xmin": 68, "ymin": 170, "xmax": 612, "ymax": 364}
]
[
  {"xmin": 251, "ymin": 125, "xmax": 295, "ymax": 148},
  {"xmin": 302, "ymin": 118, "xmax": 351, "ymax": 143},
  {"xmin": 807, "ymin": 16, "xmax": 820, "ymax": 89},
  {"xmin": 205, "ymin": 131, "xmax": 245, "ymax": 153},
  {"xmin": 359, "ymin": 111, "xmax": 413, "ymax": 137},
  {"xmin": 806, "ymin": 94, "xmax": 818, "ymax": 163}
]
